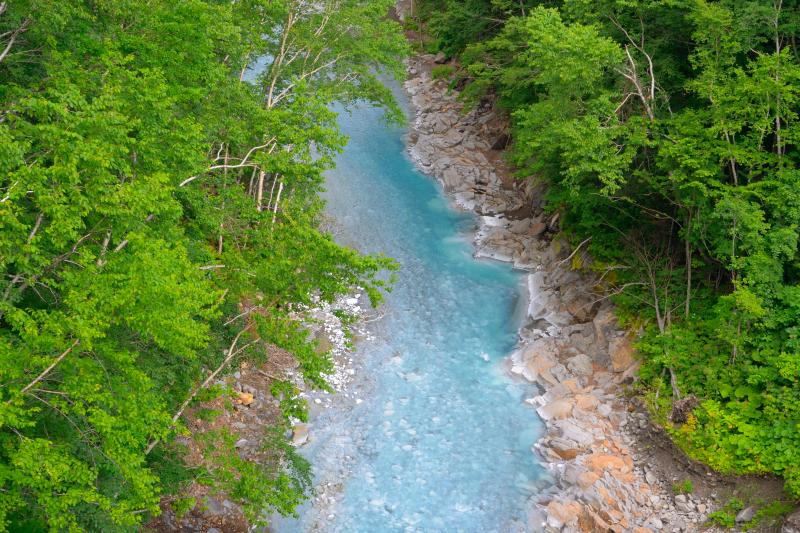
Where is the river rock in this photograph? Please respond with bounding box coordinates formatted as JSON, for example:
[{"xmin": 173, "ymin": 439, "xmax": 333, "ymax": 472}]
[
  {"xmin": 291, "ymin": 423, "xmax": 309, "ymax": 447},
  {"xmin": 403, "ymin": 53, "xmax": 693, "ymax": 533},
  {"xmin": 548, "ymin": 436, "xmax": 583, "ymax": 460},
  {"xmin": 546, "ymin": 500, "xmax": 581, "ymax": 529},
  {"xmin": 555, "ymin": 420, "xmax": 595, "ymax": 447},
  {"xmin": 736, "ymin": 506, "xmax": 756, "ymax": 524},
  {"xmin": 577, "ymin": 471, "xmax": 600, "ymax": 490},
  {"xmin": 519, "ymin": 339, "xmax": 561, "ymax": 385},
  {"xmin": 537, "ymin": 399, "xmax": 574, "ymax": 421},
  {"xmin": 567, "ymin": 353, "xmax": 593, "ymax": 376},
  {"xmin": 575, "ymin": 393, "xmax": 600, "ymax": 411},
  {"xmin": 783, "ymin": 508, "xmax": 800, "ymax": 532},
  {"xmin": 608, "ymin": 336, "xmax": 636, "ymax": 373}
]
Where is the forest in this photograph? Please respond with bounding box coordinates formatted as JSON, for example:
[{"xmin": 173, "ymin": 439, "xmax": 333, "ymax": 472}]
[
  {"xmin": 0, "ymin": 0, "xmax": 405, "ymax": 530},
  {"xmin": 3, "ymin": 0, "xmax": 800, "ymax": 529},
  {"xmin": 417, "ymin": 0, "xmax": 800, "ymax": 500}
]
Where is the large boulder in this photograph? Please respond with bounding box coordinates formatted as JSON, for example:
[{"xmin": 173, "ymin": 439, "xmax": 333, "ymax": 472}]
[
  {"xmin": 584, "ymin": 453, "xmax": 627, "ymax": 473},
  {"xmin": 291, "ymin": 423, "xmax": 309, "ymax": 447},
  {"xmin": 592, "ymin": 305, "xmax": 617, "ymax": 349},
  {"xmin": 608, "ymin": 336, "xmax": 636, "ymax": 373},
  {"xmin": 537, "ymin": 399, "xmax": 574, "ymax": 421},
  {"xmin": 547, "ymin": 436, "xmax": 584, "ymax": 460},
  {"xmin": 783, "ymin": 508, "xmax": 800, "ymax": 532},
  {"xmin": 567, "ymin": 353, "xmax": 594, "ymax": 377},
  {"xmin": 546, "ymin": 500, "xmax": 581, "ymax": 529},
  {"xmin": 554, "ymin": 419, "xmax": 596, "ymax": 447},
  {"xmin": 517, "ymin": 338, "xmax": 561, "ymax": 385}
]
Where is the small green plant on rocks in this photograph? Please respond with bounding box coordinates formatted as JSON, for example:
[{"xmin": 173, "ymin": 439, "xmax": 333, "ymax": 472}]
[
  {"xmin": 708, "ymin": 498, "xmax": 745, "ymax": 528},
  {"xmin": 431, "ymin": 64, "xmax": 455, "ymax": 80},
  {"xmin": 672, "ymin": 479, "xmax": 693, "ymax": 495}
]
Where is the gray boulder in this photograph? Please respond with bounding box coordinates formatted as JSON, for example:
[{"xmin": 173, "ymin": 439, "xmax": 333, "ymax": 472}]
[
  {"xmin": 735, "ymin": 506, "xmax": 756, "ymax": 524},
  {"xmin": 783, "ymin": 508, "xmax": 800, "ymax": 533}
]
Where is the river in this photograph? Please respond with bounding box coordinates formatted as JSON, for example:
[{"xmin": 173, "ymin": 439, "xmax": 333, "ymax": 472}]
[{"xmin": 276, "ymin": 88, "xmax": 547, "ymax": 532}]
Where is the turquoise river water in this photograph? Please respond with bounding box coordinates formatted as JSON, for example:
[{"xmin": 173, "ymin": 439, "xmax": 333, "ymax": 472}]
[{"xmin": 277, "ymin": 94, "xmax": 547, "ymax": 532}]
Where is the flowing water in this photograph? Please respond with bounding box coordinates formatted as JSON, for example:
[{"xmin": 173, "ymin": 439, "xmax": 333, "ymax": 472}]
[{"xmin": 277, "ymin": 92, "xmax": 547, "ymax": 532}]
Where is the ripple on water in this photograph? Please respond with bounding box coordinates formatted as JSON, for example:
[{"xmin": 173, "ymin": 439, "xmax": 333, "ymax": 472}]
[{"xmin": 276, "ymin": 92, "xmax": 547, "ymax": 532}]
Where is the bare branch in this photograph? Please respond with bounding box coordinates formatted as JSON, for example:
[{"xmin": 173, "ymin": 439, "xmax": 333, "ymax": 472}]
[
  {"xmin": 96, "ymin": 230, "xmax": 111, "ymax": 266},
  {"xmin": 18, "ymin": 340, "xmax": 80, "ymax": 396},
  {"xmin": 112, "ymin": 214, "xmax": 154, "ymax": 253},
  {"xmin": 145, "ymin": 328, "xmax": 257, "ymax": 454},
  {"xmin": 26, "ymin": 213, "xmax": 43, "ymax": 244},
  {"xmin": 271, "ymin": 181, "xmax": 284, "ymax": 227},
  {"xmin": 0, "ymin": 16, "xmax": 30, "ymax": 65},
  {"xmin": 556, "ymin": 237, "xmax": 592, "ymax": 268},
  {"xmin": 180, "ymin": 138, "xmax": 276, "ymax": 187},
  {"xmin": 610, "ymin": 16, "xmax": 656, "ymax": 121}
]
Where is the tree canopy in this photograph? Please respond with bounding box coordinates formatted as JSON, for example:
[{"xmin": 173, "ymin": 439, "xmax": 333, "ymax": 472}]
[
  {"xmin": 0, "ymin": 0, "xmax": 405, "ymax": 530},
  {"xmin": 420, "ymin": 0, "xmax": 800, "ymax": 498}
]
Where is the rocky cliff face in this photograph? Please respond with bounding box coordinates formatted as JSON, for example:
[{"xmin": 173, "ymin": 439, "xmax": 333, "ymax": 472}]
[{"xmin": 405, "ymin": 54, "xmax": 721, "ymax": 533}]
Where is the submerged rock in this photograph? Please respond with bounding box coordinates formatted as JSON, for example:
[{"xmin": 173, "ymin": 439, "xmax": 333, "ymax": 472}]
[{"xmin": 291, "ymin": 423, "xmax": 309, "ymax": 447}]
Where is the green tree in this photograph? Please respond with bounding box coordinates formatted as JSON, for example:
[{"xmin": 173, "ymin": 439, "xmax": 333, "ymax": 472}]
[
  {"xmin": 423, "ymin": 0, "xmax": 800, "ymax": 497},
  {"xmin": 0, "ymin": 0, "xmax": 405, "ymax": 529}
]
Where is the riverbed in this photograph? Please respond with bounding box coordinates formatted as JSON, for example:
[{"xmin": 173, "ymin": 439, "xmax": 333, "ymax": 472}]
[{"xmin": 275, "ymin": 90, "xmax": 547, "ymax": 531}]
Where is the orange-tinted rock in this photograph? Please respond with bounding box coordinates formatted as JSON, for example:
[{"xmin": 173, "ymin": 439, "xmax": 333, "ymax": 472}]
[
  {"xmin": 585, "ymin": 453, "xmax": 626, "ymax": 473},
  {"xmin": 547, "ymin": 500, "xmax": 581, "ymax": 528},
  {"xmin": 562, "ymin": 378, "xmax": 581, "ymax": 393},
  {"xmin": 237, "ymin": 392, "xmax": 254, "ymax": 406},
  {"xmin": 577, "ymin": 471, "xmax": 599, "ymax": 489},
  {"xmin": 575, "ymin": 394, "xmax": 600, "ymax": 410},
  {"xmin": 597, "ymin": 486, "xmax": 616, "ymax": 506},
  {"xmin": 610, "ymin": 469, "xmax": 635, "ymax": 483},
  {"xmin": 608, "ymin": 336, "xmax": 636, "ymax": 372},
  {"xmin": 538, "ymin": 399, "xmax": 574, "ymax": 420},
  {"xmin": 579, "ymin": 509, "xmax": 612, "ymax": 533},
  {"xmin": 529, "ymin": 222, "xmax": 547, "ymax": 236},
  {"xmin": 549, "ymin": 437, "xmax": 583, "ymax": 460}
]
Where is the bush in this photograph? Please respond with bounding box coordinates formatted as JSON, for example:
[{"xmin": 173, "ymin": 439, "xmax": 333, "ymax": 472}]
[{"xmin": 431, "ymin": 64, "xmax": 455, "ymax": 80}]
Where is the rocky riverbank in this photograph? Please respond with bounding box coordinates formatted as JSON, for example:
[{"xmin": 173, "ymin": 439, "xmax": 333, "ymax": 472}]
[
  {"xmin": 404, "ymin": 53, "xmax": 721, "ymax": 533},
  {"xmin": 148, "ymin": 292, "xmax": 370, "ymax": 532}
]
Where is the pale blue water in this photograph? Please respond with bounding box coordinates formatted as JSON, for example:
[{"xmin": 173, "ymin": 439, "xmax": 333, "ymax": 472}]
[{"xmin": 278, "ymin": 95, "xmax": 546, "ymax": 532}]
